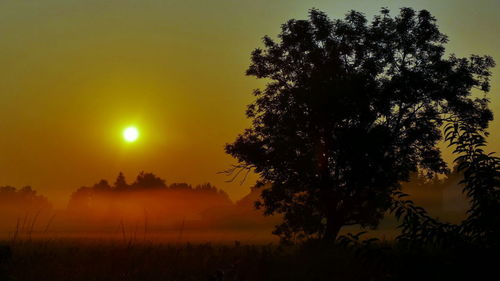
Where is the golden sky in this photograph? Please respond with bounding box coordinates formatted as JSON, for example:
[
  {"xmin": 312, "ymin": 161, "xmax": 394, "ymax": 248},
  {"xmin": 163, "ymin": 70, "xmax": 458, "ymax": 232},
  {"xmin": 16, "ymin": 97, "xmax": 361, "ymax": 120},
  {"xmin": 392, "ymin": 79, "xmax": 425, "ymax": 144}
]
[{"xmin": 0, "ymin": 0, "xmax": 498, "ymax": 207}]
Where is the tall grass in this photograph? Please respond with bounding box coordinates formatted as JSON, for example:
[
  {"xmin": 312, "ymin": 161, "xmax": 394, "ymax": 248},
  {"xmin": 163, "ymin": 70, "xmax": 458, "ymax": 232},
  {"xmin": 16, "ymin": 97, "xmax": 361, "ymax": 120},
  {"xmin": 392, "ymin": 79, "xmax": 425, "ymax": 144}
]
[{"xmin": 0, "ymin": 238, "xmax": 496, "ymax": 281}]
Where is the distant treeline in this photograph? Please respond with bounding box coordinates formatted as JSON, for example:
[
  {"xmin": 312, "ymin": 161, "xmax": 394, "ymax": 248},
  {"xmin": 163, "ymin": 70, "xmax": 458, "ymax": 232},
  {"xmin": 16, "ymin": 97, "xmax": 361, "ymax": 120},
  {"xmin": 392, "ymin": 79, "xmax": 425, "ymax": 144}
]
[
  {"xmin": 0, "ymin": 186, "xmax": 53, "ymax": 237},
  {"xmin": 0, "ymin": 185, "xmax": 51, "ymax": 211},
  {"xmin": 70, "ymin": 172, "xmax": 229, "ymax": 199},
  {"xmin": 0, "ymin": 170, "xmax": 467, "ymax": 238},
  {"xmin": 68, "ymin": 171, "xmax": 232, "ymax": 213},
  {"xmin": 0, "ymin": 172, "xmax": 278, "ymax": 237}
]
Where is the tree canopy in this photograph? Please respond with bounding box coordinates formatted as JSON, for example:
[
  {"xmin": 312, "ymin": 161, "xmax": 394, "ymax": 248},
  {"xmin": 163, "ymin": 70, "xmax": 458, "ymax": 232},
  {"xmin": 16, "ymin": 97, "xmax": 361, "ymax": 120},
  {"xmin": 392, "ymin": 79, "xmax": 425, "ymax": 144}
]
[{"xmin": 225, "ymin": 7, "xmax": 495, "ymax": 241}]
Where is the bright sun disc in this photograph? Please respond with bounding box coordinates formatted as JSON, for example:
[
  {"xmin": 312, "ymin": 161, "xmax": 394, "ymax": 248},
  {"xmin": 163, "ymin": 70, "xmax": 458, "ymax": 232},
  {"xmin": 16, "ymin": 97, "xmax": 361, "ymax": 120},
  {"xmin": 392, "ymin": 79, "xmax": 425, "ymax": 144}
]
[{"xmin": 123, "ymin": 127, "xmax": 139, "ymax": 142}]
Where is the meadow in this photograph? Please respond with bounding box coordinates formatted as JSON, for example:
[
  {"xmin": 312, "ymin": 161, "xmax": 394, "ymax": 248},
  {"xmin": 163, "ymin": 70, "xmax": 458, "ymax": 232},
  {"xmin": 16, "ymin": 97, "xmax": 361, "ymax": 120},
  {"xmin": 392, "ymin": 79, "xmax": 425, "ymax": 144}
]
[{"xmin": 0, "ymin": 237, "xmax": 495, "ymax": 281}]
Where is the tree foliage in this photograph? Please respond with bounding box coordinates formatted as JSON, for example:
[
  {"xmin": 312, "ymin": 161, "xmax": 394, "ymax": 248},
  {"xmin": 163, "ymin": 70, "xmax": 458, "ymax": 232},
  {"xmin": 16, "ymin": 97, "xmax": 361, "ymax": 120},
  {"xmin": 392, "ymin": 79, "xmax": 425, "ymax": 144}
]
[
  {"xmin": 392, "ymin": 121, "xmax": 500, "ymax": 248},
  {"xmin": 448, "ymin": 123, "xmax": 500, "ymax": 245},
  {"xmin": 225, "ymin": 7, "xmax": 495, "ymax": 241}
]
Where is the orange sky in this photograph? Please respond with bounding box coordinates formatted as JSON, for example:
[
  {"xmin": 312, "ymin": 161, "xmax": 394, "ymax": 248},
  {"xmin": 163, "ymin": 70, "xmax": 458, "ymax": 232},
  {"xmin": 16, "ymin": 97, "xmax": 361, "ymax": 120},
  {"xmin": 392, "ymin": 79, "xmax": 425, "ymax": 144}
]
[{"xmin": 0, "ymin": 0, "xmax": 498, "ymax": 207}]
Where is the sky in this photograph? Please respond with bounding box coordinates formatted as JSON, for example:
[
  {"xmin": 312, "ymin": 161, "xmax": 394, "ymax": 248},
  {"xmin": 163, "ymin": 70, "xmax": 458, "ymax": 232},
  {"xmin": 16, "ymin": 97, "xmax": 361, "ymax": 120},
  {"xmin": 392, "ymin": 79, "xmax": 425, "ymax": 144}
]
[{"xmin": 0, "ymin": 0, "xmax": 498, "ymax": 207}]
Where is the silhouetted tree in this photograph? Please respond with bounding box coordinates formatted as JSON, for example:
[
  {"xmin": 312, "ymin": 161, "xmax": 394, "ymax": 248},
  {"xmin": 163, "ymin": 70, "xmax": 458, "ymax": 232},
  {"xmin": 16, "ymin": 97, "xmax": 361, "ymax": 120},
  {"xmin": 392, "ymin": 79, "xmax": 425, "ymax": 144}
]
[
  {"xmin": 195, "ymin": 183, "xmax": 217, "ymax": 192},
  {"xmin": 68, "ymin": 186, "xmax": 93, "ymax": 211},
  {"xmin": 132, "ymin": 171, "xmax": 166, "ymax": 189},
  {"xmin": 93, "ymin": 180, "xmax": 111, "ymax": 191},
  {"xmin": 114, "ymin": 172, "xmax": 128, "ymax": 190},
  {"xmin": 69, "ymin": 180, "xmax": 112, "ymax": 210},
  {"xmin": 169, "ymin": 183, "xmax": 192, "ymax": 190},
  {"xmin": 225, "ymin": 8, "xmax": 495, "ymax": 241}
]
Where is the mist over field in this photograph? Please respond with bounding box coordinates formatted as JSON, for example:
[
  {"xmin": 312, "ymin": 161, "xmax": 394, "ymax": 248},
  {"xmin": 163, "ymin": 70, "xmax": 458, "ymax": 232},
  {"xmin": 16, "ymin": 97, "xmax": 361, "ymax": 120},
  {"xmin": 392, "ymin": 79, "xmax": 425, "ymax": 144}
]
[
  {"xmin": 0, "ymin": 171, "xmax": 468, "ymax": 243},
  {"xmin": 0, "ymin": 172, "xmax": 280, "ymax": 243}
]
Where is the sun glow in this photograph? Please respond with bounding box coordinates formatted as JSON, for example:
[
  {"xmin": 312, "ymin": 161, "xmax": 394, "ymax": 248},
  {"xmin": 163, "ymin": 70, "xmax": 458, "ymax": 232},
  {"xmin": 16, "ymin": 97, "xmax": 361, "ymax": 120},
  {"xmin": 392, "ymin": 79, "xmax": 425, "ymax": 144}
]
[{"xmin": 123, "ymin": 127, "xmax": 139, "ymax": 142}]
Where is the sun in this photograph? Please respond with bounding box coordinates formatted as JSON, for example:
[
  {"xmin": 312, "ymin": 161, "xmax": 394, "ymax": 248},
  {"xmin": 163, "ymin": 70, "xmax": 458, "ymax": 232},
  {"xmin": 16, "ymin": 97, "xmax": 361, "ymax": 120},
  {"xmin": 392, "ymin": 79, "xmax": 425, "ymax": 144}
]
[{"xmin": 123, "ymin": 126, "xmax": 139, "ymax": 142}]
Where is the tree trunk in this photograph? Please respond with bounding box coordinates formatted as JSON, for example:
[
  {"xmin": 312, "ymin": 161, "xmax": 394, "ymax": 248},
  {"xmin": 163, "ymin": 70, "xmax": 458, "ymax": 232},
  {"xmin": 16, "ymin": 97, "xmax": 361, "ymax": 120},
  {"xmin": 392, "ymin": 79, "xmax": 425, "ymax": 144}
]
[
  {"xmin": 320, "ymin": 183, "xmax": 343, "ymax": 241},
  {"xmin": 325, "ymin": 216, "xmax": 343, "ymax": 241}
]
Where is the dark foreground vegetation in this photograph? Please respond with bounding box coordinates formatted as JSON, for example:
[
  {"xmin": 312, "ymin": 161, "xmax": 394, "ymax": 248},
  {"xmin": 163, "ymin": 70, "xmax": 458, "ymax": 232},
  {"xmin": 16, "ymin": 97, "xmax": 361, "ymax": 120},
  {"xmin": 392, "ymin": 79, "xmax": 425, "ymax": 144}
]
[{"xmin": 0, "ymin": 239, "xmax": 496, "ymax": 281}]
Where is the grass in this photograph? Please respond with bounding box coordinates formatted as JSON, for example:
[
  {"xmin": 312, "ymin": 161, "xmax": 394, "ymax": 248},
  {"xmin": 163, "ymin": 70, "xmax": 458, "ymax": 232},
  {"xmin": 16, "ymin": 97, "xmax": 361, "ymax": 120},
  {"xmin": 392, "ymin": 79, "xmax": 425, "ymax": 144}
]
[{"xmin": 0, "ymin": 238, "xmax": 496, "ymax": 281}]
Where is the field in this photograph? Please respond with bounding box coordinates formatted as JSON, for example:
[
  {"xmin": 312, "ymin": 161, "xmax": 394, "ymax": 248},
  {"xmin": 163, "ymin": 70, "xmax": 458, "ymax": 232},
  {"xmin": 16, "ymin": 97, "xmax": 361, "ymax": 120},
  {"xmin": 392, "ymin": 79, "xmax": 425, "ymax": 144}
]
[{"xmin": 0, "ymin": 238, "xmax": 495, "ymax": 281}]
